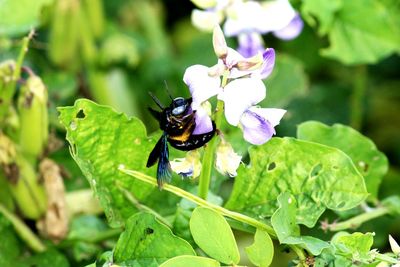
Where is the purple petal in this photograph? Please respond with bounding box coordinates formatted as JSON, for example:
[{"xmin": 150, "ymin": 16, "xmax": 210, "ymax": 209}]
[
  {"xmin": 240, "ymin": 109, "xmax": 275, "ymax": 145},
  {"xmin": 237, "ymin": 32, "xmax": 265, "ymax": 58},
  {"xmin": 252, "ymin": 48, "xmax": 275, "ymax": 79},
  {"xmin": 183, "ymin": 65, "xmax": 221, "ymax": 109},
  {"xmin": 247, "ymin": 106, "xmax": 286, "ymax": 127},
  {"xmin": 273, "ymin": 13, "xmax": 304, "ymax": 40},
  {"xmin": 193, "ymin": 106, "xmax": 213, "ymax": 135}
]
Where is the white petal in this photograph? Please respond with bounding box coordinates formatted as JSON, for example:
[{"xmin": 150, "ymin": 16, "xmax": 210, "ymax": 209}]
[
  {"xmin": 170, "ymin": 150, "xmax": 202, "ymax": 178},
  {"xmin": 191, "ymin": 9, "xmax": 223, "ymax": 32},
  {"xmin": 257, "ymin": 0, "xmax": 296, "ymax": 33},
  {"xmin": 215, "ymin": 141, "xmax": 242, "ymax": 177},
  {"xmin": 219, "ymin": 78, "xmax": 266, "ymax": 126},
  {"xmin": 183, "ymin": 65, "xmax": 221, "ymax": 109},
  {"xmin": 223, "ymin": 1, "xmax": 265, "ymax": 36},
  {"xmin": 247, "ymin": 107, "xmax": 286, "ymax": 127}
]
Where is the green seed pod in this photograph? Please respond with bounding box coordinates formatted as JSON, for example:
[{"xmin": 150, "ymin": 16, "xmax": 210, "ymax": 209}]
[
  {"xmin": 17, "ymin": 76, "xmax": 49, "ymax": 159},
  {"xmin": 48, "ymin": 0, "xmax": 80, "ymax": 66},
  {"xmin": 9, "ymin": 155, "xmax": 47, "ymax": 219},
  {"xmin": 78, "ymin": 4, "xmax": 97, "ymax": 64},
  {"xmin": 81, "ymin": 0, "xmax": 104, "ymax": 38}
]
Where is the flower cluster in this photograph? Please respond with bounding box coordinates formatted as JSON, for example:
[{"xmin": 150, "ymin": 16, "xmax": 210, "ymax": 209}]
[
  {"xmin": 170, "ymin": 26, "xmax": 285, "ymax": 178},
  {"xmin": 191, "ymin": 0, "xmax": 303, "ymax": 57}
]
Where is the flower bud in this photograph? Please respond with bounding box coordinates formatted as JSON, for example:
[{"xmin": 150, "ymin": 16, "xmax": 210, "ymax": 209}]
[
  {"xmin": 389, "ymin": 235, "xmax": 400, "ymax": 255},
  {"xmin": 215, "ymin": 140, "xmax": 241, "ymax": 177},
  {"xmin": 213, "ymin": 25, "xmax": 228, "ymax": 59}
]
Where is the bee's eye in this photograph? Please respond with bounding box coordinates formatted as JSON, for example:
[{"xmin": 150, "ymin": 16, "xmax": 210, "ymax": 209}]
[{"xmin": 172, "ymin": 105, "xmax": 186, "ymax": 115}]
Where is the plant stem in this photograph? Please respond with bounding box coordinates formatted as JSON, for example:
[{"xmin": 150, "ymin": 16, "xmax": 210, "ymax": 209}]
[
  {"xmin": 198, "ymin": 71, "xmax": 229, "ymax": 199},
  {"xmin": 328, "ymin": 206, "xmax": 389, "ymax": 231},
  {"xmin": 350, "ymin": 65, "xmax": 367, "ymax": 131},
  {"xmin": 0, "ymin": 203, "xmax": 46, "ymax": 252},
  {"xmin": 120, "ymin": 168, "xmax": 276, "ymax": 238}
]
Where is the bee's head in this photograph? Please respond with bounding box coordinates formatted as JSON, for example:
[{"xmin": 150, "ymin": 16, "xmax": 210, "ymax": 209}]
[{"xmin": 171, "ymin": 97, "xmax": 191, "ymax": 116}]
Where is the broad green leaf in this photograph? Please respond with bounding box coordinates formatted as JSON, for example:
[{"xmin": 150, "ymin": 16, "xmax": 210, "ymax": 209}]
[
  {"xmin": 173, "ymin": 190, "xmax": 223, "ymax": 245},
  {"xmin": 58, "ymin": 99, "xmax": 178, "ymax": 227},
  {"xmin": 271, "ymin": 192, "xmax": 329, "ymax": 256},
  {"xmin": 114, "ymin": 212, "xmax": 195, "ymax": 263},
  {"xmin": 245, "ymin": 229, "xmax": 274, "ymax": 267},
  {"xmin": 159, "ymin": 255, "xmax": 220, "ymax": 267},
  {"xmin": 0, "ymin": 0, "xmax": 52, "ymax": 36},
  {"xmin": 297, "ymin": 121, "xmax": 388, "ymax": 200},
  {"xmin": 190, "ymin": 207, "xmax": 240, "ymax": 265},
  {"xmin": 331, "ymin": 232, "xmax": 375, "ymax": 263},
  {"xmin": 263, "ymin": 54, "xmax": 308, "ymax": 108},
  {"xmin": 301, "ymin": 0, "xmax": 400, "ymax": 64},
  {"xmin": 225, "ymin": 137, "xmax": 368, "ymax": 227}
]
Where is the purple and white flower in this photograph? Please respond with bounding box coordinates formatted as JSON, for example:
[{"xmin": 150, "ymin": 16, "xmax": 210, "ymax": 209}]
[{"xmin": 183, "ymin": 26, "xmax": 285, "ymax": 145}]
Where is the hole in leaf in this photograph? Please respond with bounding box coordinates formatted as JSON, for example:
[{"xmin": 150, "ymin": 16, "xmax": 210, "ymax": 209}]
[
  {"xmin": 310, "ymin": 163, "xmax": 323, "ymax": 177},
  {"xmin": 145, "ymin": 227, "xmax": 154, "ymax": 235},
  {"xmin": 76, "ymin": 109, "xmax": 86, "ymax": 119},
  {"xmin": 267, "ymin": 162, "xmax": 276, "ymax": 171}
]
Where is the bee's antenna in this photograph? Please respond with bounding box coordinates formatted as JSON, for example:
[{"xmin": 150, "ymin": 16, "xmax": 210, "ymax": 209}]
[
  {"xmin": 164, "ymin": 80, "xmax": 174, "ymax": 101},
  {"xmin": 148, "ymin": 92, "xmax": 164, "ymax": 109}
]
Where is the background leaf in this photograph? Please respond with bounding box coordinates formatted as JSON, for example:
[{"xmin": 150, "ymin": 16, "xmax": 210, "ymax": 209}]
[
  {"xmin": 114, "ymin": 212, "xmax": 195, "ymax": 264},
  {"xmin": 301, "ymin": 0, "xmax": 400, "ymax": 64},
  {"xmin": 297, "ymin": 121, "xmax": 388, "ymax": 201},
  {"xmin": 225, "ymin": 137, "xmax": 368, "ymax": 227},
  {"xmin": 159, "ymin": 255, "xmax": 220, "ymax": 267},
  {"xmin": 245, "ymin": 228, "xmax": 274, "ymax": 267},
  {"xmin": 58, "ymin": 99, "xmax": 179, "ymax": 227},
  {"xmin": 190, "ymin": 207, "xmax": 240, "ymax": 265},
  {"xmin": 0, "ymin": 0, "xmax": 52, "ymax": 36},
  {"xmin": 271, "ymin": 192, "xmax": 329, "ymax": 256}
]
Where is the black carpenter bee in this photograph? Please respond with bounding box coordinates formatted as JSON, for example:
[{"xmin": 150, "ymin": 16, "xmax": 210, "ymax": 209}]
[{"xmin": 146, "ymin": 92, "xmax": 216, "ymax": 188}]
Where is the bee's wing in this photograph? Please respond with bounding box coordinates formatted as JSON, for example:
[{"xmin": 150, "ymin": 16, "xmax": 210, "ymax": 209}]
[
  {"xmin": 146, "ymin": 133, "xmax": 171, "ymax": 189},
  {"xmin": 156, "ymin": 133, "xmax": 172, "ymax": 188},
  {"xmin": 147, "ymin": 135, "xmax": 163, "ymax": 167}
]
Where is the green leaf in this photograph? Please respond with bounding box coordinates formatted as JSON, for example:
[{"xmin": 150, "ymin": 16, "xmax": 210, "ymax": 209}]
[
  {"xmin": 263, "ymin": 54, "xmax": 308, "ymax": 108},
  {"xmin": 331, "ymin": 232, "xmax": 375, "ymax": 263},
  {"xmin": 159, "ymin": 255, "xmax": 220, "ymax": 267},
  {"xmin": 20, "ymin": 249, "xmax": 70, "ymax": 267},
  {"xmin": 114, "ymin": 212, "xmax": 195, "ymax": 263},
  {"xmin": 190, "ymin": 207, "xmax": 240, "ymax": 265},
  {"xmin": 271, "ymin": 192, "xmax": 329, "ymax": 256},
  {"xmin": 0, "ymin": 213, "xmax": 21, "ymax": 266},
  {"xmin": 301, "ymin": 0, "xmax": 400, "ymax": 64},
  {"xmin": 225, "ymin": 137, "xmax": 368, "ymax": 227},
  {"xmin": 58, "ymin": 99, "xmax": 179, "ymax": 227},
  {"xmin": 245, "ymin": 229, "xmax": 274, "ymax": 267},
  {"xmin": 297, "ymin": 121, "xmax": 388, "ymax": 200},
  {"xmin": 0, "ymin": 0, "xmax": 52, "ymax": 36}
]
